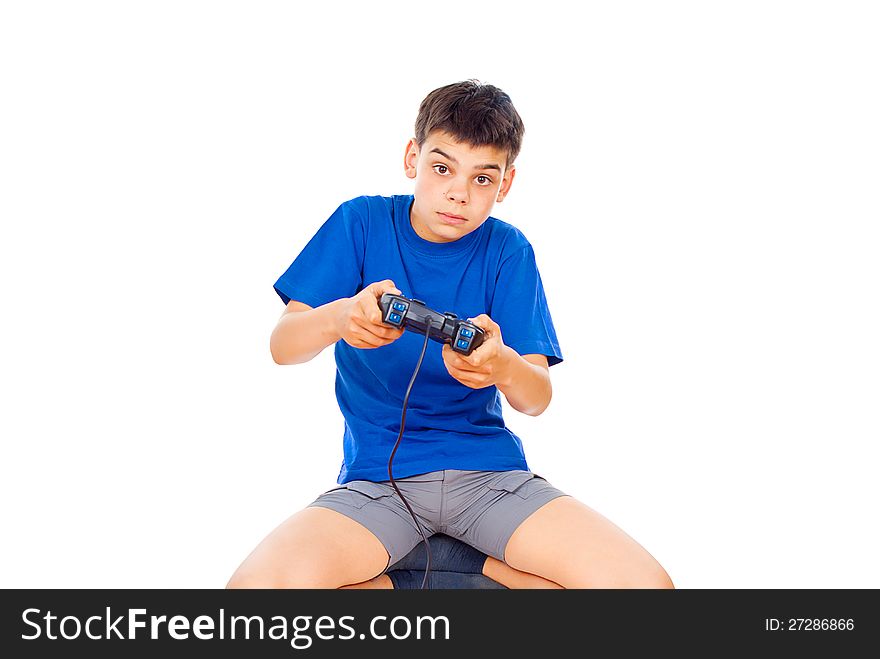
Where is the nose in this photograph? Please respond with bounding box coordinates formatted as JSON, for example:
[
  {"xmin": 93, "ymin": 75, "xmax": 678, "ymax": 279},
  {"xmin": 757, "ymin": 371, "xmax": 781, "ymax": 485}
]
[{"xmin": 445, "ymin": 178, "xmax": 469, "ymax": 205}]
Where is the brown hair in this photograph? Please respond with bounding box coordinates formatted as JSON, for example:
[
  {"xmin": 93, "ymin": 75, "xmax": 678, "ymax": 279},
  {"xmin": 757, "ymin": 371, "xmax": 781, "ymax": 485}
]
[{"xmin": 414, "ymin": 79, "xmax": 525, "ymax": 169}]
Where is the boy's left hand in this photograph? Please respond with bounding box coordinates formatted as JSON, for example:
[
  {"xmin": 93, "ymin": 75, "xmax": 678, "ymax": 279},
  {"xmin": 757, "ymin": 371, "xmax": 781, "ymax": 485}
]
[{"xmin": 442, "ymin": 314, "xmax": 512, "ymax": 389}]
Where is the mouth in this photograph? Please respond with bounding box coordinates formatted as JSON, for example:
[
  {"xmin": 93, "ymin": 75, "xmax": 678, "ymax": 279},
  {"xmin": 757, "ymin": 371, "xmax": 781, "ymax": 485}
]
[{"xmin": 437, "ymin": 212, "xmax": 467, "ymax": 225}]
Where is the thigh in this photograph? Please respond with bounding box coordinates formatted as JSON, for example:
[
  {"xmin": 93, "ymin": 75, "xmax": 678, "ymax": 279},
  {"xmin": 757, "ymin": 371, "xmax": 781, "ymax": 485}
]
[
  {"xmin": 450, "ymin": 470, "xmax": 567, "ymax": 562},
  {"xmin": 226, "ymin": 505, "xmax": 390, "ymax": 589},
  {"xmin": 310, "ymin": 479, "xmax": 435, "ymax": 566},
  {"xmin": 503, "ymin": 496, "xmax": 675, "ymax": 589}
]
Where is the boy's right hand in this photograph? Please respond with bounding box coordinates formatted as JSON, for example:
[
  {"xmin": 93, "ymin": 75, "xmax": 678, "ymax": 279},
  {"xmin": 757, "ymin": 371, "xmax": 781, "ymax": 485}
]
[{"xmin": 335, "ymin": 280, "xmax": 405, "ymax": 349}]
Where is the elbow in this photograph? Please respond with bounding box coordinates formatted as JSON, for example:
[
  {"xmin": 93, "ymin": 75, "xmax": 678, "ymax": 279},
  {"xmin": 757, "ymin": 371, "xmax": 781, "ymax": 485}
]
[
  {"xmin": 525, "ymin": 401, "xmax": 550, "ymax": 417},
  {"xmin": 271, "ymin": 345, "xmax": 300, "ymax": 366},
  {"xmin": 532, "ymin": 381, "xmax": 552, "ymax": 416},
  {"xmin": 270, "ymin": 333, "xmax": 293, "ymax": 365},
  {"xmin": 270, "ymin": 334, "xmax": 316, "ymax": 366},
  {"xmin": 521, "ymin": 386, "xmax": 552, "ymax": 417},
  {"xmin": 270, "ymin": 334, "xmax": 283, "ymax": 364}
]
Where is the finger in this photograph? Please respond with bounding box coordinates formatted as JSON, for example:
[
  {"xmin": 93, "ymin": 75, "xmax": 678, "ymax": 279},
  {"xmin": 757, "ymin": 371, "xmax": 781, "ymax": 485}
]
[
  {"xmin": 358, "ymin": 295, "xmax": 386, "ymax": 325},
  {"xmin": 443, "ymin": 362, "xmax": 469, "ymax": 381},
  {"xmin": 445, "ymin": 350, "xmax": 484, "ymax": 373},
  {"xmin": 360, "ymin": 331, "xmax": 401, "ymax": 348},
  {"xmin": 453, "ymin": 355, "xmax": 481, "ymax": 371},
  {"xmin": 442, "ymin": 344, "xmax": 468, "ymax": 368},
  {"xmin": 349, "ymin": 329, "xmax": 387, "ymax": 348},
  {"xmin": 459, "ymin": 347, "xmax": 485, "ymax": 368},
  {"xmin": 446, "ymin": 366, "xmax": 485, "ymax": 388},
  {"xmin": 442, "ymin": 350, "xmax": 463, "ymax": 374},
  {"xmin": 467, "ymin": 314, "xmax": 499, "ymax": 337},
  {"xmin": 442, "ymin": 352, "xmax": 486, "ymax": 385},
  {"xmin": 356, "ymin": 312, "xmax": 401, "ymax": 337},
  {"xmin": 366, "ymin": 279, "xmax": 401, "ymax": 300},
  {"xmin": 350, "ymin": 318, "xmax": 399, "ymax": 346},
  {"xmin": 444, "ymin": 342, "xmax": 481, "ymax": 367},
  {"xmin": 354, "ymin": 316, "xmax": 404, "ymax": 341}
]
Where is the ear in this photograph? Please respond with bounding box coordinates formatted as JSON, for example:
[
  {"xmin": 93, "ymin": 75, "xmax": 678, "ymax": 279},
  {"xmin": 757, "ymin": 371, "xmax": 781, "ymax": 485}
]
[
  {"xmin": 496, "ymin": 165, "xmax": 516, "ymax": 202},
  {"xmin": 403, "ymin": 138, "xmax": 419, "ymax": 179}
]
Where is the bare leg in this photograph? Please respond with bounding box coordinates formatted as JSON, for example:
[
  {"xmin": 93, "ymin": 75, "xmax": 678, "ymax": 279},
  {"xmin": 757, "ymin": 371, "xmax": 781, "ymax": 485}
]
[
  {"xmin": 503, "ymin": 496, "xmax": 674, "ymax": 589},
  {"xmin": 226, "ymin": 506, "xmax": 390, "ymax": 589},
  {"xmin": 482, "ymin": 557, "xmax": 563, "ymax": 589}
]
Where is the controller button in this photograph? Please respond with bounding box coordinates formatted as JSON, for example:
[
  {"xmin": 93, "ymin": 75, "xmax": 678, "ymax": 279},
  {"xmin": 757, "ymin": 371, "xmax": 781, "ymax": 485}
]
[
  {"xmin": 460, "ymin": 328, "xmax": 474, "ymax": 338},
  {"xmin": 389, "ymin": 312, "xmax": 402, "ymax": 324},
  {"xmin": 457, "ymin": 339, "xmax": 470, "ymax": 350},
  {"xmin": 393, "ymin": 302, "xmax": 407, "ymax": 312}
]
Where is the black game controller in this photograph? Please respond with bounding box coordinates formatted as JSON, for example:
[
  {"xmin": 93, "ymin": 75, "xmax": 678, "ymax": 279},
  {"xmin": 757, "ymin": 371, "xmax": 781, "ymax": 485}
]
[{"xmin": 379, "ymin": 293, "xmax": 485, "ymax": 356}]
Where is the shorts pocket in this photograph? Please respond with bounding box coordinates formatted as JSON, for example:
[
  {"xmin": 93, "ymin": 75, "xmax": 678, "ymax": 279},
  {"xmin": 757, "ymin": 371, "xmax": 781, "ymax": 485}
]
[
  {"xmin": 486, "ymin": 470, "xmax": 537, "ymax": 499},
  {"xmin": 320, "ymin": 484, "xmax": 348, "ymax": 495},
  {"xmin": 345, "ymin": 480, "xmax": 395, "ymax": 508}
]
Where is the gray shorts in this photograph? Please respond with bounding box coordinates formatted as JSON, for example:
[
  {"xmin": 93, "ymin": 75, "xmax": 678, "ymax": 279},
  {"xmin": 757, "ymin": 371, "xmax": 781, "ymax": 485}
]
[{"xmin": 308, "ymin": 469, "xmax": 567, "ymax": 567}]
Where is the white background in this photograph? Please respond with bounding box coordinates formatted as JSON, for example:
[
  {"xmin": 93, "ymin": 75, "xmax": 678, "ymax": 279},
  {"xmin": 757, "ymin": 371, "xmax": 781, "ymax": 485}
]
[{"xmin": 1, "ymin": 1, "xmax": 878, "ymax": 589}]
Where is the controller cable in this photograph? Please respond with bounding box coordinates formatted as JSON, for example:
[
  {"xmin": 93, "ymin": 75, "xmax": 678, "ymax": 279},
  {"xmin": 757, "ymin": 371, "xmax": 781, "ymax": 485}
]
[{"xmin": 386, "ymin": 317, "xmax": 435, "ymax": 590}]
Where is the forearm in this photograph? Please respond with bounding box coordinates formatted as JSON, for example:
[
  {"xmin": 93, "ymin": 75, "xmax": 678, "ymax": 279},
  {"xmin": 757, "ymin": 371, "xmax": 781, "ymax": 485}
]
[
  {"xmin": 497, "ymin": 346, "xmax": 552, "ymax": 416},
  {"xmin": 270, "ymin": 298, "xmax": 344, "ymax": 365}
]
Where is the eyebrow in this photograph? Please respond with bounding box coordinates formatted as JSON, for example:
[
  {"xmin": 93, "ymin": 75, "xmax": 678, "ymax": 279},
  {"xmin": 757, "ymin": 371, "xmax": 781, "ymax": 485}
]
[{"xmin": 429, "ymin": 147, "xmax": 502, "ymax": 172}]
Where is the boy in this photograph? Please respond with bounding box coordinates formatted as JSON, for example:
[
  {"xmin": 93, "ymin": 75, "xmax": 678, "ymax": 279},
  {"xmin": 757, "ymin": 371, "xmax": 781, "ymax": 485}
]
[{"xmin": 227, "ymin": 80, "xmax": 673, "ymax": 589}]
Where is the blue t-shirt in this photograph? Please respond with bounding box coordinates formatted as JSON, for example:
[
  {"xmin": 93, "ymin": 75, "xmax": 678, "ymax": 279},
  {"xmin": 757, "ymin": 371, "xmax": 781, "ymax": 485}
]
[{"xmin": 273, "ymin": 194, "xmax": 563, "ymax": 483}]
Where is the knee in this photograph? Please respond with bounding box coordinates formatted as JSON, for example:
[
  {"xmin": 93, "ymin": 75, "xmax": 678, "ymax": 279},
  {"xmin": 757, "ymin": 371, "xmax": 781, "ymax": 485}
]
[
  {"xmin": 564, "ymin": 561, "xmax": 675, "ymax": 590},
  {"xmin": 225, "ymin": 570, "xmax": 267, "ymax": 589},
  {"xmin": 609, "ymin": 565, "xmax": 675, "ymax": 589},
  {"xmin": 643, "ymin": 565, "xmax": 675, "ymax": 589}
]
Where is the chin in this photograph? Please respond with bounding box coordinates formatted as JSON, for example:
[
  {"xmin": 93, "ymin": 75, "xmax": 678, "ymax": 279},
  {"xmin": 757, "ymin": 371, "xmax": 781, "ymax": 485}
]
[
  {"xmin": 441, "ymin": 223, "xmax": 471, "ymax": 237},
  {"xmin": 432, "ymin": 228, "xmax": 460, "ymax": 242}
]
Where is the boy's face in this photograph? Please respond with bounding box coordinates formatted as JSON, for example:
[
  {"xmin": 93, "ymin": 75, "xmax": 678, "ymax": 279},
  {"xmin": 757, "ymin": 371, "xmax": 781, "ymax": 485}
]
[{"xmin": 404, "ymin": 130, "xmax": 516, "ymax": 243}]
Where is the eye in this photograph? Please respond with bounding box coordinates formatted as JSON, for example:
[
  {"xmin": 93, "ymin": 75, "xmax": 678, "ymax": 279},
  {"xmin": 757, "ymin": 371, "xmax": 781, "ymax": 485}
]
[
  {"xmin": 432, "ymin": 164, "xmax": 449, "ymax": 175},
  {"xmin": 476, "ymin": 175, "xmax": 493, "ymax": 186}
]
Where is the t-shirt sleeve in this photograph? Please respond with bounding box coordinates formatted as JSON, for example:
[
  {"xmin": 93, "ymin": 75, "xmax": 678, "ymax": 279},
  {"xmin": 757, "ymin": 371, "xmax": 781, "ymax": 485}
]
[
  {"xmin": 273, "ymin": 199, "xmax": 366, "ymax": 308},
  {"xmin": 489, "ymin": 243, "xmax": 563, "ymax": 367}
]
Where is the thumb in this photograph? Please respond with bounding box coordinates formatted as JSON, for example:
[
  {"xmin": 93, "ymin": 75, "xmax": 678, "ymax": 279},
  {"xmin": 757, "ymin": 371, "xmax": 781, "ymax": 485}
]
[
  {"xmin": 368, "ymin": 279, "xmax": 401, "ymax": 298},
  {"xmin": 467, "ymin": 314, "xmax": 500, "ymax": 340}
]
